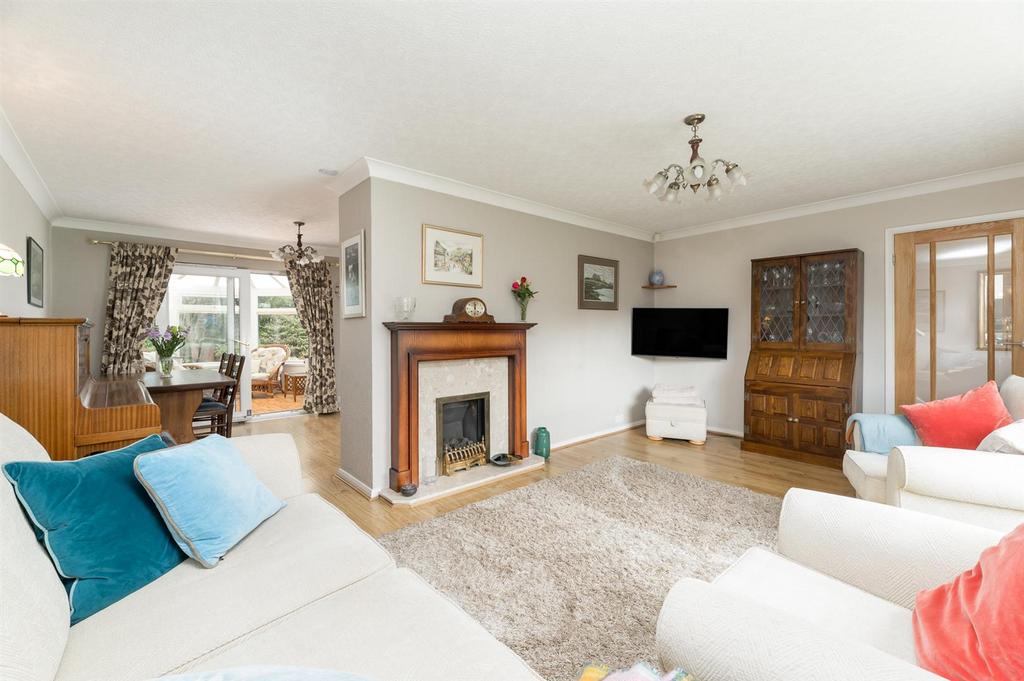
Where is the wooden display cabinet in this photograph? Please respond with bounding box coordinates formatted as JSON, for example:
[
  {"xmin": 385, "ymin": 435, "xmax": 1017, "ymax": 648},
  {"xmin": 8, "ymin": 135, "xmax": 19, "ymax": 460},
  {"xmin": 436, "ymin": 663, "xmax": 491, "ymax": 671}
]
[{"xmin": 742, "ymin": 249, "xmax": 864, "ymax": 467}]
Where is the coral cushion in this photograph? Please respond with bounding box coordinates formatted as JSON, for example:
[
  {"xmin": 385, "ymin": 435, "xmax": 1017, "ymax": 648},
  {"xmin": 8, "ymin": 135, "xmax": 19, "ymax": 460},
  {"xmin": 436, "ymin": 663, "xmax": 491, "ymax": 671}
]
[
  {"xmin": 913, "ymin": 523, "xmax": 1024, "ymax": 681},
  {"xmin": 901, "ymin": 381, "xmax": 1013, "ymax": 450}
]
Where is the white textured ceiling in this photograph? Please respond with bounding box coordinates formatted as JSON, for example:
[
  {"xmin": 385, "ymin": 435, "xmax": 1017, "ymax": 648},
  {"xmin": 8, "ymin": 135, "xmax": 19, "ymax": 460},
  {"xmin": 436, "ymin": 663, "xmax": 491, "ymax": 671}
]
[{"xmin": 1, "ymin": 1, "xmax": 1022, "ymax": 244}]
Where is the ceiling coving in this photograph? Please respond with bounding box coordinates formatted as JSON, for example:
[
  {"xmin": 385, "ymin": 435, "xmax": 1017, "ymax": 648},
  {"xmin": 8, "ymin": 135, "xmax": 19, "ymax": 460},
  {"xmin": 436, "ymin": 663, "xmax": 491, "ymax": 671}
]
[{"xmin": 643, "ymin": 114, "xmax": 746, "ymax": 204}]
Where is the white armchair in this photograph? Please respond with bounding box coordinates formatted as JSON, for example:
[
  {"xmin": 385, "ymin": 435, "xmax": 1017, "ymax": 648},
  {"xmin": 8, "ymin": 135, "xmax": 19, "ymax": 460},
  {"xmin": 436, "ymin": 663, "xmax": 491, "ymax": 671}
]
[
  {"xmin": 844, "ymin": 375, "xmax": 1024, "ymax": 531},
  {"xmin": 656, "ymin": 489, "xmax": 1002, "ymax": 681}
]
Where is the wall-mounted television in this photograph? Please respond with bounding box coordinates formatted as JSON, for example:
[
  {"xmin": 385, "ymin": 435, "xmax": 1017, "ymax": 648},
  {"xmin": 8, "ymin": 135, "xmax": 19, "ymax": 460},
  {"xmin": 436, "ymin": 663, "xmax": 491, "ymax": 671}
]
[{"xmin": 631, "ymin": 308, "xmax": 729, "ymax": 359}]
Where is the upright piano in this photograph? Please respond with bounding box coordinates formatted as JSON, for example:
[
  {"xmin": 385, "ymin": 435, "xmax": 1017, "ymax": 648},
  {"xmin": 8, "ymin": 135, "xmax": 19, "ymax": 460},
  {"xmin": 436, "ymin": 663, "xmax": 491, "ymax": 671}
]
[{"xmin": 0, "ymin": 317, "xmax": 162, "ymax": 459}]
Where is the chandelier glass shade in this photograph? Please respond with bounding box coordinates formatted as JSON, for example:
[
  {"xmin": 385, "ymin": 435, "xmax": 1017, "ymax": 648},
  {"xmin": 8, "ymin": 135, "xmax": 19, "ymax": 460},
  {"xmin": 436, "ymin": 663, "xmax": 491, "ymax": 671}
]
[
  {"xmin": 270, "ymin": 221, "xmax": 323, "ymax": 265},
  {"xmin": 643, "ymin": 114, "xmax": 746, "ymax": 204},
  {"xmin": 0, "ymin": 242, "xmax": 25, "ymax": 277}
]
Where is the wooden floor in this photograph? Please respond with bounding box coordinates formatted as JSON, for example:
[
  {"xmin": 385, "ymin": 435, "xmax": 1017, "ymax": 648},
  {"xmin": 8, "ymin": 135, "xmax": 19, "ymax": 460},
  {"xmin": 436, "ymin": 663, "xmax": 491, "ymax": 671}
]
[
  {"xmin": 234, "ymin": 414, "xmax": 854, "ymax": 538},
  {"xmin": 250, "ymin": 392, "xmax": 305, "ymax": 415}
]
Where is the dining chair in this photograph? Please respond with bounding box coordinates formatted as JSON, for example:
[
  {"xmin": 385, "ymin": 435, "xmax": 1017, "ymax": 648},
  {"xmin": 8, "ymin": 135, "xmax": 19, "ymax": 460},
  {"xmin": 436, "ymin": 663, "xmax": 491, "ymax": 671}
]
[{"xmin": 192, "ymin": 353, "xmax": 245, "ymax": 438}]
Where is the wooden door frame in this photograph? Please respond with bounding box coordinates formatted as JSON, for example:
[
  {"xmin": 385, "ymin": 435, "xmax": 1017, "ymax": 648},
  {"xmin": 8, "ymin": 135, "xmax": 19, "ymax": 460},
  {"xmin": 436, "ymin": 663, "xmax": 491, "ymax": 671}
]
[{"xmin": 893, "ymin": 218, "xmax": 1023, "ymax": 408}]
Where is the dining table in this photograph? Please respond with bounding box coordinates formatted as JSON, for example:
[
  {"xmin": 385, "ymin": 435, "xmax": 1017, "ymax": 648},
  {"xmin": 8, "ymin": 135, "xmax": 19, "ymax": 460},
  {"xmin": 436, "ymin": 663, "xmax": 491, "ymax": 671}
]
[{"xmin": 141, "ymin": 369, "xmax": 236, "ymax": 444}]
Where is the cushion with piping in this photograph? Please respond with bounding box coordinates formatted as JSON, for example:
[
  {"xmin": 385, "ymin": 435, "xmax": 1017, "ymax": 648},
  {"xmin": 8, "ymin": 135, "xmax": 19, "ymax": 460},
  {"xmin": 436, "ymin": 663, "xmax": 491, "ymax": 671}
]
[
  {"xmin": 2, "ymin": 434, "xmax": 185, "ymax": 624},
  {"xmin": 1001, "ymin": 374, "xmax": 1024, "ymax": 421},
  {"xmin": 900, "ymin": 381, "xmax": 1013, "ymax": 450},
  {"xmin": 977, "ymin": 420, "xmax": 1024, "ymax": 455},
  {"xmin": 134, "ymin": 435, "xmax": 285, "ymax": 568},
  {"xmin": 913, "ymin": 522, "xmax": 1024, "ymax": 681}
]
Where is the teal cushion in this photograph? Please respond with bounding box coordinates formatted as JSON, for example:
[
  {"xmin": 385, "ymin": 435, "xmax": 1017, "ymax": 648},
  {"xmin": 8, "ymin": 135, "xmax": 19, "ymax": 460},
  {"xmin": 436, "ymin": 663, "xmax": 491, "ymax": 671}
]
[
  {"xmin": 3, "ymin": 434, "xmax": 185, "ymax": 624},
  {"xmin": 134, "ymin": 435, "xmax": 285, "ymax": 568}
]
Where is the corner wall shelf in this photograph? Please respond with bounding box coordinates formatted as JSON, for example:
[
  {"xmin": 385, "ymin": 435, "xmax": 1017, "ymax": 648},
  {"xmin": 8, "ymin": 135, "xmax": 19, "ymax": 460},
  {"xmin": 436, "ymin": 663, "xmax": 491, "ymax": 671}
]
[{"xmin": 641, "ymin": 284, "xmax": 678, "ymax": 289}]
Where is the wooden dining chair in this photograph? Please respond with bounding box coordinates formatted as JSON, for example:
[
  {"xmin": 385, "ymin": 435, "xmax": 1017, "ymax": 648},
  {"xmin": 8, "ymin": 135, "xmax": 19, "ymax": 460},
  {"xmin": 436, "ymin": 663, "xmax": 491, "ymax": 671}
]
[{"xmin": 192, "ymin": 353, "xmax": 245, "ymax": 438}]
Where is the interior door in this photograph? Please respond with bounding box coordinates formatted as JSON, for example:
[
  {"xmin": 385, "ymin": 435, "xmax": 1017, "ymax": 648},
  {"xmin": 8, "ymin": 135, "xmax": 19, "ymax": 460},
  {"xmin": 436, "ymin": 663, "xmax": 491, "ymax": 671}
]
[
  {"xmin": 752, "ymin": 257, "xmax": 800, "ymax": 350},
  {"xmin": 155, "ymin": 265, "xmax": 253, "ymax": 421},
  {"xmin": 894, "ymin": 219, "xmax": 1024, "ymax": 406}
]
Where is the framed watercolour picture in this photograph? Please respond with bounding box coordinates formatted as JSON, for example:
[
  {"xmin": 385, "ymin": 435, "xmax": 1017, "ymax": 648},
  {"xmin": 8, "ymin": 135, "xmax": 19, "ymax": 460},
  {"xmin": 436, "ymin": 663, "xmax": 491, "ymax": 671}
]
[
  {"xmin": 26, "ymin": 236, "xmax": 43, "ymax": 308},
  {"xmin": 422, "ymin": 224, "xmax": 483, "ymax": 288},
  {"xmin": 578, "ymin": 254, "xmax": 618, "ymax": 310},
  {"xmin": 342, "ymin": 230, "xmax": 365, "ymax": 318}
]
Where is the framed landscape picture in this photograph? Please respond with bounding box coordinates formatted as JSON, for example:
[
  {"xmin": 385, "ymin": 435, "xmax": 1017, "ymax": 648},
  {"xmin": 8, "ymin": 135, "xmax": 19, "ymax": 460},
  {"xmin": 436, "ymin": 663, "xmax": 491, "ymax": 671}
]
[
  {"xmin": 342, "ymin": 230, "xmax": 365, "ymax": 318},
  {"xmin": 578, "ymin": 254, "xmax": 618, "ymax": 310},
  {"xmin": 422, "ymin": 224, "xmax": 483, "ymax": 288},
  {"xmin": 26, "ymin": 236, "xmax": 43, "ymax": 308}
]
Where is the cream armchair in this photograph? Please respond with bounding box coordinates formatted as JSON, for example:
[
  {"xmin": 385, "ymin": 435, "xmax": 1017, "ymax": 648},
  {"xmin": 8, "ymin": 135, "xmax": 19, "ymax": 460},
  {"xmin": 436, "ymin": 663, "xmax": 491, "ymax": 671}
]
[
  {"xmin": 657, "ymin": 489, "xmax": 1002, "ymax": 681},
  {"xmin": 845, "ymin": 435, "xmax": 1024, "ymax": 532}
]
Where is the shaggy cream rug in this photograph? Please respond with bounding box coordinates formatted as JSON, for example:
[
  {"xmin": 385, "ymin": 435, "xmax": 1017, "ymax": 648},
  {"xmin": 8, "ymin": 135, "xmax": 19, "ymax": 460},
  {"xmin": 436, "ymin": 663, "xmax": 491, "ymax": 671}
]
[{"xmin": 378, "ymin": 455, "xmax": 781, "ymax": 681}]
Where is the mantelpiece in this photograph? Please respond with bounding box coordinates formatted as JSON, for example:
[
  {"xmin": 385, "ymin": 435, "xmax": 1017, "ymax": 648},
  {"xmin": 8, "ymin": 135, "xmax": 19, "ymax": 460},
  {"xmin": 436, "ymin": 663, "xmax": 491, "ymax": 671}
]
[{"xmin": 384, "ymin": 321, "xmax": 536, "ymax": 496}]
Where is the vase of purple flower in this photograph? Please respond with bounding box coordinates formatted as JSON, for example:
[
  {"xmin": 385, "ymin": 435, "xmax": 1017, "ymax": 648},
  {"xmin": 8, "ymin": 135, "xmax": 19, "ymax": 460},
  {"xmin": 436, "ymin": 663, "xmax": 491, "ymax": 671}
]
[{"xmin": 146, "ymin": 325, "xmax": 189, "ymax": 376}]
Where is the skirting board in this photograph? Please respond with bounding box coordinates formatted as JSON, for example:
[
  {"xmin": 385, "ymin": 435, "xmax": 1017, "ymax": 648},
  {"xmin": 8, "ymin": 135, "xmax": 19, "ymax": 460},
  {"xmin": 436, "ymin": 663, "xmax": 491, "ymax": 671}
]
[
  {"xmin": 334, "ymin": 467, "xmax": 379, "ymax": 500},
  {"xmin": 549, "ymin": 420, "xmax": 645, "ymax": 451},
  {"xmin": 708, "ymin": 425, "xmax": 744, "ymax": 439}
]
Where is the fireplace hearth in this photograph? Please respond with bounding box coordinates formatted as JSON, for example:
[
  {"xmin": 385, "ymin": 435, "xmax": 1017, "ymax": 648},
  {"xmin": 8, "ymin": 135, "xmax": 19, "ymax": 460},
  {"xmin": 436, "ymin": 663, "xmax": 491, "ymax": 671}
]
[{"xmin": 436, "ymin": 392, "xmax": 490, "ymax": 475}]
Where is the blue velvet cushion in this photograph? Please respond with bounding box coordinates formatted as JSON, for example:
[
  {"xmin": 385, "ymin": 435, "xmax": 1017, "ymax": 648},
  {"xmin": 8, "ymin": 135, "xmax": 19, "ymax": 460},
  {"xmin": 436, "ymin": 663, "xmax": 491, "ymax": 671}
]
[
  {"xmin": 3, "ymin": 434, "xmax": 185, "ymax": 624},
  {"xmin": 134, "ymin": 435, "xmax": 285, "ymax": 568}
]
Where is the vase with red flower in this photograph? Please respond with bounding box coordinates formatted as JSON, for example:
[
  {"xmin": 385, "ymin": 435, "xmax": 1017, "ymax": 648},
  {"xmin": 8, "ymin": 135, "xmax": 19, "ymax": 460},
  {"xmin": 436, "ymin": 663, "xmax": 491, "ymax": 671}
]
[{"xmin": 511, "ymin": 276, "xmax": 538, "ymax": 321}]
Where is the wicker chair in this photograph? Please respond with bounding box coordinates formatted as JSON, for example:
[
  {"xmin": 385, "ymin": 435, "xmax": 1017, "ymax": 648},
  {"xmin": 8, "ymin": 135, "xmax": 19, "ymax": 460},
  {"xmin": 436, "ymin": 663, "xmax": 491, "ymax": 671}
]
[{"xmin": 250, "ymin": 344, "xmax": 289, "ymax": 396}]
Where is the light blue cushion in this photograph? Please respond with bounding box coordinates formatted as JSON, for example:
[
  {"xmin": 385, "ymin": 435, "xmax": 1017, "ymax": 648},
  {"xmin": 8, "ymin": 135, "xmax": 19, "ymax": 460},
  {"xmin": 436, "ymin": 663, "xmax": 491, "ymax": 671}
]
[
  {"xmin": 3, "ymin": 434, "xmax": 184, "ymax": 624},
  {"xmin": 134, "ymin": 435, "xmax": 285, "ymax": 568}
]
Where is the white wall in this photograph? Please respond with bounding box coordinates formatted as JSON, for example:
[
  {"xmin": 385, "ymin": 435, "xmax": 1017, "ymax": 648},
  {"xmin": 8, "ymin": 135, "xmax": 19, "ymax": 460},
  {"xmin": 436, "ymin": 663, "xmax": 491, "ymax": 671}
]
[
  {"xmin": 339, "ymin": 178, "xmax": 655, "ymax": 493},
  {"xmin": 652, "ymin": 177, "xmax": 1024, "ymax": 434},
  {"xmin": 0, "ymin": 158, "xmax": 51, "ymax": 316}
]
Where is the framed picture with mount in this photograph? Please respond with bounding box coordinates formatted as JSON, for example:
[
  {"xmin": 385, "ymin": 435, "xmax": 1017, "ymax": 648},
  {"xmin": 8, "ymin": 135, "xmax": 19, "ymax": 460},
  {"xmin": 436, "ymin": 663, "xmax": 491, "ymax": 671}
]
[
  {"xmin": 577, "ymin": 254, "xmax": 618, "ymax": 310},
  {"xmin": 341, "ymin": 230, "xmax": 365, "ymax": 318},
  {"xmin": 26, "ymin": 236, "xmax": 43, "ymax": 308},
  {"xmin": 422, "ymin": 224, "xmax": 483, "ymax": 288}
]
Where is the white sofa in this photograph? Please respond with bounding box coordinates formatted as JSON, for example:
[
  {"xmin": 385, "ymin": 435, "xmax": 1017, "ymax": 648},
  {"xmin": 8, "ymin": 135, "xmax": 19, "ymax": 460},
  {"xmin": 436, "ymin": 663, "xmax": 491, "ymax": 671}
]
[
  {"xmin": 656, "ymin": 489, "xmax": 1002, "ymax": 681},
  {"xmin": 1, "ymin": 413, "xmax": 541, "ymax": 681},
  {"xmin": 843, "ymin": 376, "xmax": 1024, "ymax": 532}
]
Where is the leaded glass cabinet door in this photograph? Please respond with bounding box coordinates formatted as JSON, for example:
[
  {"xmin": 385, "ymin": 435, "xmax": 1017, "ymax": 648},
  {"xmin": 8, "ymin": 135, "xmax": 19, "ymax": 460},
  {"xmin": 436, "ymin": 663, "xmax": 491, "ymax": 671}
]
[
  {"xmin": 801, "ymin": 251, "xmax": 858, "ymax": 351},
  {"xmin": 752, "ymin": 257, "xmax": 800, "ymax": 349}
]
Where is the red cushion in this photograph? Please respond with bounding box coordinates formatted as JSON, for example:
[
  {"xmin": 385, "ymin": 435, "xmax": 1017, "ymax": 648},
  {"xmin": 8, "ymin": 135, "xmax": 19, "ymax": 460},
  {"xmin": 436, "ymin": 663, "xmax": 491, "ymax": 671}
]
[
  {"xmin": 913, "ymin": 523, "xmax": 1024, "ymax": 681},
  {"xmin": 901, "ymin": 381, "xmax": 1013, "ymax": 450}
]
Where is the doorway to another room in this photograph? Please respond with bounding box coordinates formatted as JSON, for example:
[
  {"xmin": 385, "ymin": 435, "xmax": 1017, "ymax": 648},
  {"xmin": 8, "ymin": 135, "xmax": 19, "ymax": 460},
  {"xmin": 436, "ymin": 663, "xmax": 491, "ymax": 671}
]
[{"xmin": 154, "ymin": 265, "xmax": 310, "ymax": 421}]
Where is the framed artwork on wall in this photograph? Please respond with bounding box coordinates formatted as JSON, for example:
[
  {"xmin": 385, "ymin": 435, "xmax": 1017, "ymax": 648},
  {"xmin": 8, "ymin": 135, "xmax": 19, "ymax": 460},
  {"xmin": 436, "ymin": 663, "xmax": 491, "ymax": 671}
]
[
  {"xmin": 578, "ymin": 254, "xmax": 618, "ymax": 310},
  {"xmin": 342, "ymin": 230, "xmax": 365, "ymax": 318},
  {"xmin": 26, "ymin": 236, "xmax": 43, "ymax": 308},
  {"xmin": 422, "ymin": 224, "xmax": 483, "ymax": 288}
]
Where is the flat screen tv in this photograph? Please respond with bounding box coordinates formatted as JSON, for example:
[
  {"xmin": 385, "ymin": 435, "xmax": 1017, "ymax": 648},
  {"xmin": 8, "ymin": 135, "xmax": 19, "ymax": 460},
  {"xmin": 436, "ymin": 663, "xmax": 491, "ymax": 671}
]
[{"xmin": 631, "ymin": 308, "xmax": 729, "ymax": 359}]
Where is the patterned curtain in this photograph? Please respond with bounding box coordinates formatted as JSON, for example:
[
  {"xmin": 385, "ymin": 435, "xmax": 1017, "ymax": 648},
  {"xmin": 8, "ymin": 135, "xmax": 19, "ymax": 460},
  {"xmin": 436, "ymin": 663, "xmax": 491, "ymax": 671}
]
[
  {"xmin": 100, "ymin": 242, "xmax": 176, "ymax": 375},
  {"xmin": 285, "ymin": 259, "xmax": 340, "ymax": 415}
]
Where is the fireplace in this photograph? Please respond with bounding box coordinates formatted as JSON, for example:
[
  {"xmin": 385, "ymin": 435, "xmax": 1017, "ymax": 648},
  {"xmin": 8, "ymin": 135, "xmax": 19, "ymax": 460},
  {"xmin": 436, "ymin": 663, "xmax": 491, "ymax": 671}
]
[
  {"xmin": 384, "ymin": 321, "xmax": 535, "ymax": 497},
  {"xmin": 436, "ymin": 392, "xmax": 490, "ymax": 475}
]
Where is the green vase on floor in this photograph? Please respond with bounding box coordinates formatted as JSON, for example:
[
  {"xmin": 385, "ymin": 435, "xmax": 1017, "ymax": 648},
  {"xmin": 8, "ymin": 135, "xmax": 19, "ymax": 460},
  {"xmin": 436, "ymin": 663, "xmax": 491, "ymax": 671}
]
[{"xmin": 534, "ymin": 427, "xmax": 550, "ymax": 460}]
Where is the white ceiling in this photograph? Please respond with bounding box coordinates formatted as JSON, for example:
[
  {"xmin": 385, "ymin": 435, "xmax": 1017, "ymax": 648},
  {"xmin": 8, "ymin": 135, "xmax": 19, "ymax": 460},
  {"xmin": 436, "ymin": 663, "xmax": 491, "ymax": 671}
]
[{"xmin": 2, "ymin": 1, "xmax": 1022, "ymax": 245}]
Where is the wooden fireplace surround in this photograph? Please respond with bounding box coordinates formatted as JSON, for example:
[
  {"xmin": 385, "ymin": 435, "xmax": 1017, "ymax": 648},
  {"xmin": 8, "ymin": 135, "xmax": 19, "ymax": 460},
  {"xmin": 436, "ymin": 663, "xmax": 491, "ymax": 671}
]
[{"xmin": 384, "ymin": 321, "xmax": 536, "ymax": 496}]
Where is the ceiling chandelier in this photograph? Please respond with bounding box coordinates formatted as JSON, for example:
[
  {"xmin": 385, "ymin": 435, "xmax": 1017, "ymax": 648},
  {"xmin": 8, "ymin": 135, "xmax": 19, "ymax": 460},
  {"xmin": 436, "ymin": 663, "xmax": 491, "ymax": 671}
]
[
  {"xmin": 270, "ymin": 221, "xmax": 323, "ymax": 264},
  {"xmin": 642, "ymin": 113, "xmax": 746, "ymax": 203}
]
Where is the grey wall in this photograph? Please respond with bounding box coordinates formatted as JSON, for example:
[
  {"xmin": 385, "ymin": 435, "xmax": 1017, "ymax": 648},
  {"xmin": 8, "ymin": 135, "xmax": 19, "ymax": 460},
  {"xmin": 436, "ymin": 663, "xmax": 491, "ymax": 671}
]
[
  {"xmin": 50, "ymin": 226, "xmax": 340, "ymax": 374},
  {"xmin": 652, "ymin": 177, "xmax": 1024, "ymax": 434},
  {"xmin": 0, "ymin": 158, "xmax": 51, "ymax": 316},
  {"xmin": 336, "ymin": 179, "xmax": 374, "ymax": 487},
  {"xmin": 339, "ymin": 178, "xmax": 655, "ymax": 493}
]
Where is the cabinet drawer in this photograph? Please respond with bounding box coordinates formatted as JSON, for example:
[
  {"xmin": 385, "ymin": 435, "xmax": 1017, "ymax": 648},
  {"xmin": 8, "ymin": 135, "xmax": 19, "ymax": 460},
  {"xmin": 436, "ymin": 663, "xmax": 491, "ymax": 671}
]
[{"xmin": 794, "ymin": 396, "xmax": 846, "ymax": 424}]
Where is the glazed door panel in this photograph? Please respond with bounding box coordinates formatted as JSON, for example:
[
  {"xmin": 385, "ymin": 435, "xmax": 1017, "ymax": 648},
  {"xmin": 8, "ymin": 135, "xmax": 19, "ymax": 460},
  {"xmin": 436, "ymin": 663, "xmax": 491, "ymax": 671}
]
[
  {"xmin": 752, "ymin": 258, "xmax": 800, "ymax": 350},
  {"xmin": 801, "ymin": 251, "xmax": 859, "ymax": 352}
]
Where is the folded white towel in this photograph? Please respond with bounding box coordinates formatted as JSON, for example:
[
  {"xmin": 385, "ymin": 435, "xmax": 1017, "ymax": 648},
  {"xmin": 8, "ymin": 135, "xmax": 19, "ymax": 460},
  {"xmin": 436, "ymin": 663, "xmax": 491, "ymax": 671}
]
[
  {"xmin": 652, "ymin": 383, "xmax": 698, "ymax": 398},
  {"xmin": 651, "ymin": 396, "xmax": 704, "ymax": 407}
]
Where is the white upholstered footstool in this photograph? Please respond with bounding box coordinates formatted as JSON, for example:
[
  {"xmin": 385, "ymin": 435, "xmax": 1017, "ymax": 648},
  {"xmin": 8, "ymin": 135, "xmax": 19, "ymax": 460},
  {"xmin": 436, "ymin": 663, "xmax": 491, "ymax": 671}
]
[{"xmin": 645, "ymin": 400, "xmax": 708, "ymax": 445}]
